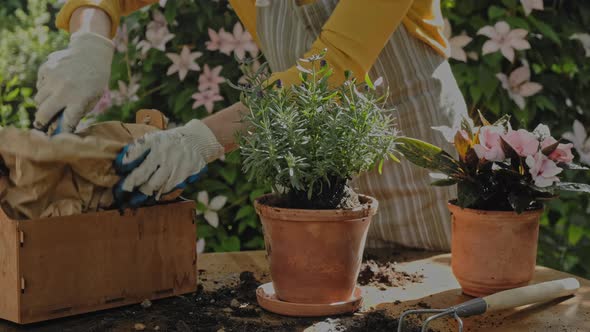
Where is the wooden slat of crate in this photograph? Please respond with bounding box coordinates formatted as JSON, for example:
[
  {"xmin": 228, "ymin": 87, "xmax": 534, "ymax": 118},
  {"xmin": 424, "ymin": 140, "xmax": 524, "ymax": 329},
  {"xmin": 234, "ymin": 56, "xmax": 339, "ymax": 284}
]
[{"xmin": 0, "ymin": 218, "xmax": 19, "ymax": 323}]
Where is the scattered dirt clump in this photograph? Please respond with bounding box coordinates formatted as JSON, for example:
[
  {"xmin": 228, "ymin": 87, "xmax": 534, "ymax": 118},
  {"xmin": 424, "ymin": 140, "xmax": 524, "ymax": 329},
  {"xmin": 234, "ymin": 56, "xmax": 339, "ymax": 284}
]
[{"xmin": 358, "ymin": 260, "xmax": 424, "ymax": 290}]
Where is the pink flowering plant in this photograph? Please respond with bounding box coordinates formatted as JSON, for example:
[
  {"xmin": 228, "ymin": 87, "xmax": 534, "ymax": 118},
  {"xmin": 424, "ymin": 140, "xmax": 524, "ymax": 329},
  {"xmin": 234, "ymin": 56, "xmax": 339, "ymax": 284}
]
[{"xmin": 398, "ymin": 113, "xmax": 590, "ymax": 213}]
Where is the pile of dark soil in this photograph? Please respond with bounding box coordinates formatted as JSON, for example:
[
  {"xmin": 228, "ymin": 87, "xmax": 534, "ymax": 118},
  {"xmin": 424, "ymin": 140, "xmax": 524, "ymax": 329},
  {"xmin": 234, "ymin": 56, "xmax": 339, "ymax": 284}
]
[{"xmin": 358, "ymin": 260, "xmax": 425, "ymax": 290}]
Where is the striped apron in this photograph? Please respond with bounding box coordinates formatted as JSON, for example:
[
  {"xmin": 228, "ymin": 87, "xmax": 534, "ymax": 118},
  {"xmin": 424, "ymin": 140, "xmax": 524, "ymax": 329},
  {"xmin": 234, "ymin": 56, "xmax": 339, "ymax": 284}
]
[{"xmin": 255, "ymin": 0, "xmax": 468, "ymax": 250}]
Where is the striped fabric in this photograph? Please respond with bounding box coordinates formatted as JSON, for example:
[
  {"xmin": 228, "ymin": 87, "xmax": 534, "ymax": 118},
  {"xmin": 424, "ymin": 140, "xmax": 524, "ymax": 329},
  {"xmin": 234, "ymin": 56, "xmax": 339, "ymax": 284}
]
[{"xmin": 256, "ymin": 0, "xmax": 468, "ymax": 250}]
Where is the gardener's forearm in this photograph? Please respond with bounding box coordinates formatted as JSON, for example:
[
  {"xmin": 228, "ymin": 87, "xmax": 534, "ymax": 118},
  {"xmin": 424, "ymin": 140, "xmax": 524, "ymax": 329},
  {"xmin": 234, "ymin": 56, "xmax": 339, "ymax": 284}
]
[
  {"xmin": 69, "ymin": 7, "xmax": 112, "ymax": 38},
  {"xmin": 202, "ymin": 102, "xmax": 250, "ymax": 153}
]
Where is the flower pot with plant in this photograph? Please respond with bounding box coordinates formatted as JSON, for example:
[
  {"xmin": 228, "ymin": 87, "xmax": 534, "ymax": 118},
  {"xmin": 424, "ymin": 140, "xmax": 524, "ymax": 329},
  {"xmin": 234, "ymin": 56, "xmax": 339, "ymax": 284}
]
[
  {"xmin": 235, "ymin": 53, "xmax": 399, "ymax": 311},
  {"xmin": 397, "ymin": 113, "xmax": 590, "ymax": 297}
]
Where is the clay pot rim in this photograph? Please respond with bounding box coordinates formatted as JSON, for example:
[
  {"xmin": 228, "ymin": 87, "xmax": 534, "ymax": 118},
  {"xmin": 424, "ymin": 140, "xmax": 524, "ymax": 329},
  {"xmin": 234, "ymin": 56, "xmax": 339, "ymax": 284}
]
[
  {"xmin": 254, "ymin": 194, "xmax": 378, "ymax": 221},
  {"xmin": 447, "ymin": 201, "xmax": 544, "ymax": 217}
]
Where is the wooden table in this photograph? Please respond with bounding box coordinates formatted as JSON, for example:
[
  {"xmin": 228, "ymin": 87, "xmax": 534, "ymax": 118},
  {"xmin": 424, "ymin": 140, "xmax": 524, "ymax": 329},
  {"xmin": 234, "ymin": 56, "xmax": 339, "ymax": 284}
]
[{"xmin": 0, "ymin": 250, "xmax": 588, "ymax": 331}]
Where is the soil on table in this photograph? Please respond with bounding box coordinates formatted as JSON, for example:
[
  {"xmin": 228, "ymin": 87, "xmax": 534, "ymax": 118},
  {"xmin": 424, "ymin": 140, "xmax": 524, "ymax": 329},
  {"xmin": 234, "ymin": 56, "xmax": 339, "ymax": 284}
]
[
  {"xmin": 358, "ymin": 260, "xmax": 425, "ymax": 290},
  {"xmin": 10, "ymin": 269, "xmax": 438, "ymax": 332}
]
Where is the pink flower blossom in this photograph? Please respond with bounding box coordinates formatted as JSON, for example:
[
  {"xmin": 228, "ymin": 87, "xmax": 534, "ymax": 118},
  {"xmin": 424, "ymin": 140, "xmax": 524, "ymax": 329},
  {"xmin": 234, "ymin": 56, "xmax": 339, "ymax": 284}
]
[
  {"xmin": 478, "ymin": 21, "xmax": 530, "ymax": 62},
  {"xmin": 541, "ymin": 137, "xmax": 574, "ymax": 163},
  {"xmin": 563, "ymin": 120, "xmax": 590, "ymax": 166},
  {"xmin": 526, "ymin": 152, "xmax": 562, "ymax": 188},
  {"xmin": 473, "ymin": 125, "xmax": 506, "ymax": 161},
  {"xmin": 89, "ymin": 89, "xmax": 112, "ymax": 115},
  {"xmin": 502, "ymin": 129, "xmax": 540, "ymax": 157},
  {"xmin": 215, "ymin": 23, "xmax": 259, "ymax": 59},
  {"xmin": 192, "ymin": 89, "xmax": 223, "ymax": 113},
  {"xmin": 166, "ymin": 46, "xmax": 202, "ymax": 81},
  {"xmin": 521, "ymin": 0, "xmax": 544, "ymax": 16},
  {"xmin": 496, "ymin": 66, "xmax": 542, "ymax": 109},
  {"xmin": 443, "ymin": 19, "xmax": 472, "ymax": 62},
  {"xmin": 206, "ymin": 28, "xmax": 233, "ymax": 54},
  {"xmin": 198, "ymin": 65, "xmax": 226, "ymax": 92},
  {"xmin": 136, "ymin": 10, "xmax": 174, "ymax": 55},
  {"xmin": 113, "ymin": 24, "xmax": 128, "ymax": 53},
  {"xmin": 111, "ymin": 76, "xmax": 140, "ymax": 106}
]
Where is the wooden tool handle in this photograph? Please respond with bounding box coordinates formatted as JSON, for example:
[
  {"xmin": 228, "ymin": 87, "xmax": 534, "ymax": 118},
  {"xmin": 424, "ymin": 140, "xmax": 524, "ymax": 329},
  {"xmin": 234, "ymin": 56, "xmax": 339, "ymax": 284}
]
[{"xmin": 483, "ymin": 278, "xmax": 580, "ymax": 312}]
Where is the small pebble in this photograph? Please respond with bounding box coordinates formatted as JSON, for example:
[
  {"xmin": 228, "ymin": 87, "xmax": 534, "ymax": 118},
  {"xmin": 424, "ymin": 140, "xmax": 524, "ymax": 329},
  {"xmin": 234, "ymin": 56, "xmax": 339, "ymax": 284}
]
[
  {"xmin": 134, "ymin": 323, "xmax": 146, "ymax": 331},
  {"xmin": 210, "ymin": 299, "xmax": 216, "ymax": 304},
  {"xmin": 230, "ymin": 299, "xmax": 240, "ymax": 308},
  {"xmin": 141, "ymin": 299, "xmax": 152, "ymax": 309},
  {"xmin": 154, "ymin": 326, "xmax": 160, "ymax": 331}
]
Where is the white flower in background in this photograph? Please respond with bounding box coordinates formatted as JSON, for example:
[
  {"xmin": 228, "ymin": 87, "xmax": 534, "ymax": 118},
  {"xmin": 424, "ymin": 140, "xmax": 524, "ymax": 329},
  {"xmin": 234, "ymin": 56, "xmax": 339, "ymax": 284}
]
[
  {"xmin": 136, "ymin": 10, "xmax": 175, "ymax": 55},
  {"xmin": 192, "ymin": 89, "xmax": 224, "ymax": 113},
  {"xmin": 198, "ymin": 65, "xmax": 226, "ymax": 92},
  {"xmin": 563, "ymin": 120, "xmax": 590, "ymax": 166},
  {"xmin": 111, "ymin": 76, "xmax": 141, "ymax": 106},
  {"xmin": 443, "ymin": 19, "xmax": 472, "ymax": 62},
  {"xmin": 478, "ymin": 21, "xmax": 530, "ymax": 62},
  {"xmin": 197, "ymin": 191, "xmax": 228, "ymax": 228},
  {"xmin": 496, "ymin": 65, "xmax": 542, "ymax": 109},
  {"xmin": 113, "ymin": 24, "xmax": 128, "ymax": 53},
  {"xmin": 196, "ymin": 238, "xmax": 205, "ymax": 254},
  {"xmin": 159, "ymin": 0, "xmax": 168, "ymax": 7},
  {"xmin": 570, "ymin": 33, "xmax": 590, "ymax": 57},
  {"xmin": 520, "ymin": 0, "xmax": 544, "ymax": 16},
  {"xmin": 166, "ymin": 46, "xmax": 202, "ymax": 81},
  {"xmin": 206, "ymin": 28, "xmax": 233, "ymax": 55}
]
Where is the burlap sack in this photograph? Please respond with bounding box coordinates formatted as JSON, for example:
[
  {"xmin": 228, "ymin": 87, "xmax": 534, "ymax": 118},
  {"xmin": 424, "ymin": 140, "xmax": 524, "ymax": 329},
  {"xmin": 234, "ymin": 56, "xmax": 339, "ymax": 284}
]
[{"xmin": 0, "ymin": 122, "xmax": 158, "ymax": 219}]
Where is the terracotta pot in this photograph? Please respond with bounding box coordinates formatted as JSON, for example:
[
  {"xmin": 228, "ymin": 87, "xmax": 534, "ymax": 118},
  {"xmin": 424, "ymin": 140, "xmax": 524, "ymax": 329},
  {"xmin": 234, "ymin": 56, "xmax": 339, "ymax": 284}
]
[
  {"xmin": 254, "ymin": 194, "xmax": 377, "ymax": 304},
  {"xmin": 449, "ymin": 203, "xmax": 543, "ymax": 297}
]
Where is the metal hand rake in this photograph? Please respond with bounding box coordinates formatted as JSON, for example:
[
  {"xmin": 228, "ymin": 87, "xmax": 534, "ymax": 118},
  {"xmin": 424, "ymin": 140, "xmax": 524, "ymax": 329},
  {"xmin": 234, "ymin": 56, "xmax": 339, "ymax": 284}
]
[{"xmin": 397, "ymin": 278, "xmax": 580, "ymax": 332}]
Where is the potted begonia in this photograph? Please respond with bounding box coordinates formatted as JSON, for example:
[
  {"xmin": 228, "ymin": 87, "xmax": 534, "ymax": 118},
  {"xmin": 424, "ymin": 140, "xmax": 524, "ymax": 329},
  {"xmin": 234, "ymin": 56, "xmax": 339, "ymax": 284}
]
[
  {"xmin": 234, "ymin": 53, "xmax": 398, "ymax": 310},
  {"xmin": 397, "ymin": 114, "xmax": 590, "ymax": 297}
]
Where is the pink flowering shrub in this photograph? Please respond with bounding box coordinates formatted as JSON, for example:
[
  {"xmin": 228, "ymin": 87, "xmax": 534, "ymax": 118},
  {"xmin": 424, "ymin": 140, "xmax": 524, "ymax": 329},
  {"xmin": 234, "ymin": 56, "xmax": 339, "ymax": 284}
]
[{"xmin": 398, "ymin": 113, "xmax": 589, "ymax": 213}]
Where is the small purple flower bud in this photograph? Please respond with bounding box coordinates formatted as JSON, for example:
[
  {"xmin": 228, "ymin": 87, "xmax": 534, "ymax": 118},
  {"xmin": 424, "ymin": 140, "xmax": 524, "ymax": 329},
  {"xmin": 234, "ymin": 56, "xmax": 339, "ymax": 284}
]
[
  {"xmin": 320, "ymin": 60, "xmax": 327, "ymax": 67},
  {"xmin": 276, "ymin": 79, "xmax": 282, "ymax": 88}
]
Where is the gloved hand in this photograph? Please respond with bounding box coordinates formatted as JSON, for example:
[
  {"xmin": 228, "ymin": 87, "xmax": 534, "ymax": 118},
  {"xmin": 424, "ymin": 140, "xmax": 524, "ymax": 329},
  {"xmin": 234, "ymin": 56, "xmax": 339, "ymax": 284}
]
[
  {"xmin": 34, "ymin": 31, "xmax": 114, "ymax": 133},
  {"xmin": 113, "ymin": 119, "xmax": 225, "ymax": 208}
]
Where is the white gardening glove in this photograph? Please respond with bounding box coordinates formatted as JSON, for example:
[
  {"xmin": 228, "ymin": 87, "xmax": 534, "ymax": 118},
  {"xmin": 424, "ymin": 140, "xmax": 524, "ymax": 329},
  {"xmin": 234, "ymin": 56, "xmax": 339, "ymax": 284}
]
[
  {"xmin": 34, "ymin": 31, "xmax": 114, "ymax": 133},
  {"xmin": 113, "ymin": 119, "xmax": 225, "ymax": 207}
]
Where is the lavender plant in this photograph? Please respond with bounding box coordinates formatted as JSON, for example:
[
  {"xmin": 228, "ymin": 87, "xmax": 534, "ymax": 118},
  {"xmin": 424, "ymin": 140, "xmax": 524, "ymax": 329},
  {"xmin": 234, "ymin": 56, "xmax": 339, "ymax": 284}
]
[{"xmin": 235, "ymin": 53, "xmax": 399, "ymax": 209}]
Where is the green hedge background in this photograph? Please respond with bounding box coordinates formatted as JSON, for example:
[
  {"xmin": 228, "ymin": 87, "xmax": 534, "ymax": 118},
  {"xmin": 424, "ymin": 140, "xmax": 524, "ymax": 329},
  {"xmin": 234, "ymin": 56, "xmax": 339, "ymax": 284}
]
[{"xmin": 1, "ymin": 0, "xmax": 589, "ymax": 278}]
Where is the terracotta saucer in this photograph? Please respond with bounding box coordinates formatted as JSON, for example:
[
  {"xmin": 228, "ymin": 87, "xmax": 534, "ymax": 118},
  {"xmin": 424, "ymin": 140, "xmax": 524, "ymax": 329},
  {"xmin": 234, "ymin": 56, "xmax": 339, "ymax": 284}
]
[{"xmin": 256, "ymin": 282, "xmax": 363, "ymax": 317}]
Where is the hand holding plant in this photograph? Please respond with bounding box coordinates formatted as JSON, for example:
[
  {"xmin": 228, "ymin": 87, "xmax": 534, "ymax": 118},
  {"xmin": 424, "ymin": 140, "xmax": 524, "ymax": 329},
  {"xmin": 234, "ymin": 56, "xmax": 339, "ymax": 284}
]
[{"xmin": 397, "ymin": 113, "xmax": 590, "ymax": 213}]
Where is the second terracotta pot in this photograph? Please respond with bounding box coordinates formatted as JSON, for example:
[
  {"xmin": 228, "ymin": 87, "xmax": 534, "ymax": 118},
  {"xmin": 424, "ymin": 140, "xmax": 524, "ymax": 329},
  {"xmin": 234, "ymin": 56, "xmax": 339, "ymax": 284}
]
[
  {"xmin": 255, "ymin": 194, "xmax": 377, "ymax": 304},
  {"xmin": 449, "ymin": 203, "xmax": 543, "ymax": 297}
]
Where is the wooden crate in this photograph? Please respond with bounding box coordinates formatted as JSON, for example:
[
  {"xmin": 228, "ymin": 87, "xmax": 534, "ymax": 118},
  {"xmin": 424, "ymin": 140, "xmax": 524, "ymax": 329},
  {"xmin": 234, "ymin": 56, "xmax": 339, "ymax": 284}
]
[{"xmin": 0, "ymin": 201, "xmax": 197, "ymax": 324}]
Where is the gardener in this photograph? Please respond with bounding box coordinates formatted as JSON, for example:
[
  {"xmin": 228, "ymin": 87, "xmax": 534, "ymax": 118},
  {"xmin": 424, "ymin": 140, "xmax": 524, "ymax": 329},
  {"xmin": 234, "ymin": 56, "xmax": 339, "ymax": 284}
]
[{"xmin": 35, "ymin": 0, "xmax": 467, "ymax": 251}]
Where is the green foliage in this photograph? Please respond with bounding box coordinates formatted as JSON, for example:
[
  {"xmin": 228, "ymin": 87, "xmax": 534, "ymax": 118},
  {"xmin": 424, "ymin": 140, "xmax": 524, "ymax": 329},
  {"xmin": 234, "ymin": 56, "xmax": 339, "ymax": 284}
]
[
  {"xmin": 237, "ymin": 55, "xmax": 399, "ymax": 208},
  {"xmin": 0, "ymin": 75, "xmax": 34, "ymax": 128},
  {"xmin": 0, "ymin": 0, "xmax": 67, "ymax": 87}
]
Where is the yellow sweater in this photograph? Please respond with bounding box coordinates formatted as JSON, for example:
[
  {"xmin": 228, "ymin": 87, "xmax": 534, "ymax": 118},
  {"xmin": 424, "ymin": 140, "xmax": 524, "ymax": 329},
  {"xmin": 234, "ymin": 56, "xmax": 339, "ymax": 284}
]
[{"xmin": 57, "ymin": 0, "xmax": 449, "ymax": 86}]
